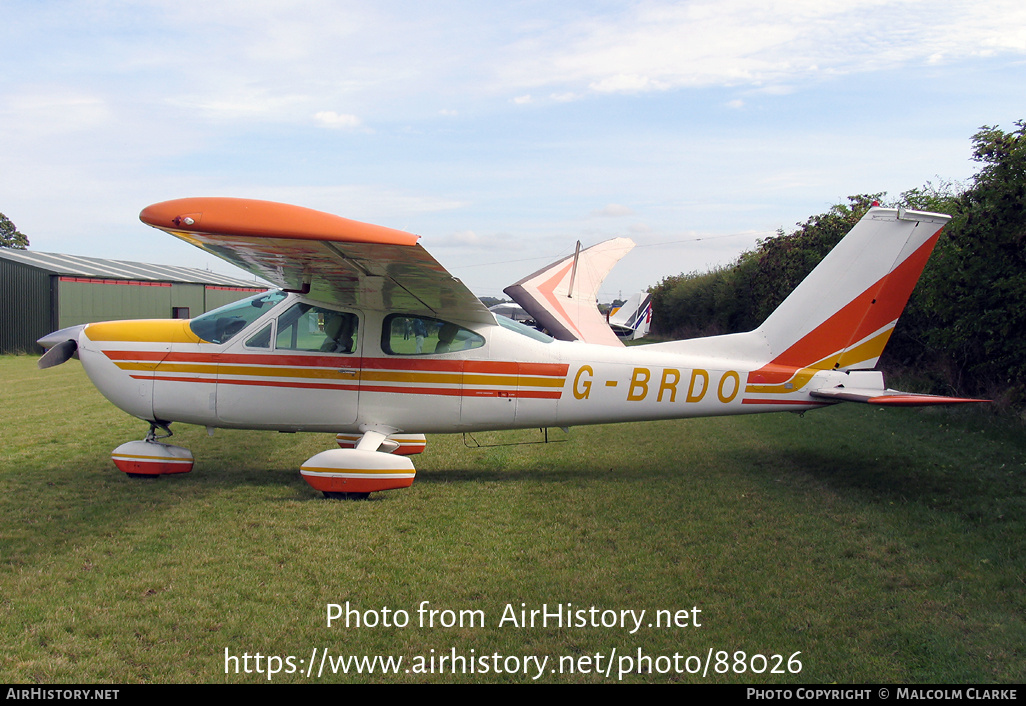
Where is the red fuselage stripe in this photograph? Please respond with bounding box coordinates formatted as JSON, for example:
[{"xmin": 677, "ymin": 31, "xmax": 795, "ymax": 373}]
[{"xmin": 105, "ymin": 349, "xmax": 568, "ymax": 376}]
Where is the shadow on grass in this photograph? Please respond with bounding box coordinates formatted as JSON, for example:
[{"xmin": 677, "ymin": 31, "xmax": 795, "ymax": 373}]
[
  {"xmin": 7, "ymin": 404, "xmax": 1022, "ymax": 571},
  {"xmin": 723, "ymin": 442, "xmax": 1023, "ymax": 533}
]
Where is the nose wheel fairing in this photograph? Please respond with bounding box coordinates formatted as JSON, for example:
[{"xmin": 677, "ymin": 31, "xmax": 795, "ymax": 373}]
[
  {"xmin": 112, "ymin": 440, "xmax": 195, "ymax": 476},
  {"xmin": 111, "ymin": 422, "xmax": 194, "ymax": 477}
]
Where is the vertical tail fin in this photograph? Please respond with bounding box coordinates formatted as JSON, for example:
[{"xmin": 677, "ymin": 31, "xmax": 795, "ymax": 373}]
[
  {"xmin": 752, "ymin": 207, "xmax": 950, "ymax": 378},
  {"xmin": 608, "ymin": 292, "xmax": 653, "ymax": 341}
]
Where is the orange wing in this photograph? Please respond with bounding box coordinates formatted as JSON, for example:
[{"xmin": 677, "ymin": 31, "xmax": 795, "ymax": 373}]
[{"xmin": 140, "ymin": 198, "xmax": 494, "ymax": 324}]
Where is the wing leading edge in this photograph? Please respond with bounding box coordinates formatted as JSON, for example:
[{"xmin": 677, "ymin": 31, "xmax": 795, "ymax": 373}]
[{"xmin": 139, "ymin": 197, "xmax": 494, "ymax": 324}]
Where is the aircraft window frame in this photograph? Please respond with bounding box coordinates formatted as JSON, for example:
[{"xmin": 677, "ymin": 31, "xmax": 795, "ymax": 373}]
[
  {"xmin": 189, "ymin": 290, "xmax": 286, "ymax": 345},
  {"xmin": 381, "ymin": 314, "xmax": 485, "ymax": 356},
  {"xmin": 271, "ymin": 303, "xmax": 360, "ymax": 354}
]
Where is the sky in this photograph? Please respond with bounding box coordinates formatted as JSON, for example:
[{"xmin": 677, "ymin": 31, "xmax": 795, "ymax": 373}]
[{"xmin": 2, "ymin": 0, "xmax": 1025, "ymax": 302}]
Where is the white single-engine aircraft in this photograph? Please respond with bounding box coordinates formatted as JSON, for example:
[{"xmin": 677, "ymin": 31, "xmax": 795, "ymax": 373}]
[{"xmin": 38, "ymin": 198, "xmax": 980, "ymax": 499}]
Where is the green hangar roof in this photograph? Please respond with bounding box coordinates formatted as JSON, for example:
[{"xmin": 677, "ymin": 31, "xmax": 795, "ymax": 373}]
[{"xmin": 0, "ymin": 249, "xmax": 264, "ymax": 288}]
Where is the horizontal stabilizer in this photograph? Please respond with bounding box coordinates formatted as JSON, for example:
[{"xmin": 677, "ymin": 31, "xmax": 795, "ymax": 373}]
[{"xmin": 810, "ymin": 387, "xmax": 985, "ymax": 406}]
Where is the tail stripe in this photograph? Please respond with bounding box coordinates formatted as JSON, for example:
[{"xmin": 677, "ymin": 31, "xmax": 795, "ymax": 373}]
[{"xmin": 751, "ymin": 224, "xmax": 943, "ymax": 382}]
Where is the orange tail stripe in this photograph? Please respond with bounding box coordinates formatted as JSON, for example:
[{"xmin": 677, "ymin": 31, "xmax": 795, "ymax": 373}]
[{"xmin": 752, "ymin": 227, "xmax": 942, "ymax": 380}]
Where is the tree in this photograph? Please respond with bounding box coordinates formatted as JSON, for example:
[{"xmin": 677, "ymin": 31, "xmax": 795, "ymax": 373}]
[
  {"xmin": 908, "ymin": 121, "xmax": 1026, "ymax": 403},
  {"xmin": 651, "ymin": 194, "xmax": 881, "ymax": 338},
  {"xmin": 1, "ymin": 212, "xmax": 29, "ymax": 249}
]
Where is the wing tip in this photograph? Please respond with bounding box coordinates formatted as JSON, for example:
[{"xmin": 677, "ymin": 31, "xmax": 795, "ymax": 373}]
[
  {"xmin": 866, "ymin": 394, "xmax": 989, "ymax": 406},
  {"xmin": 140, "ymin": 197, "xmax": 419, "ymax": 247}
]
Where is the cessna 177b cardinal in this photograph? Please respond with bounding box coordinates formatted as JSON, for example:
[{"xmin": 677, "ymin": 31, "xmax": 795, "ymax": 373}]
[{"xmin": 37, "ymin": 198, "xmax": 980, "ymax": 498}]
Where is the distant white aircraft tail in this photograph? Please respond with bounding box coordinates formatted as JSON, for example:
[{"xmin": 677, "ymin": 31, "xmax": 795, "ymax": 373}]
[
  {"xmin": 608, "ymin": 292, "xmax": 652, "ymax": 341},
  {"xmin": 504, "ymin": 238, "xmax": 634, "ymax": 347}
]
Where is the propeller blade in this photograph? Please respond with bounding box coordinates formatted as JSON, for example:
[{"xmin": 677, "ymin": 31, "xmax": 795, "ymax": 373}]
[{"xmin": 38, "ymin": 338, "xmax": 79, "ymax": 369}]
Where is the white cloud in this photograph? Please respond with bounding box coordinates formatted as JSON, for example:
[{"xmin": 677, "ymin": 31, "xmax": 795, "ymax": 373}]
[
  {"xmin": 257, "ymin": 186, "xmax": 468, "ymax": 221},
  {"xmin": 589, "ymin": 74, "xmax": 669, "ymax": 93},
  {"xmin": 1, "ymin": 90, "xmax": 112, "ymax": 136},
  {"xmin": 313, "ymin": 111, "xmax": 362, "ymax": 129},
  {"xmin": 496, "ymin": 0, "xmax": 1026, "ymax": 95},
  {"xmin": 592, "ymin": 204, "xmax": 635, "ymax": 217},
  {"xmin": 432, "ymin": 229, "xmax": 510, "ymax": 250},
  {"xmin": 13, "ymin": 1, "xmax": 1022, "ymax": 132}
]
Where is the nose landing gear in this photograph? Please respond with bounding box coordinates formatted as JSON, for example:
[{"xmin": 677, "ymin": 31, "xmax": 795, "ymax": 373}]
[{"xmin": 111, "ymin": 422, "xmax": 194, "ymax": 478}]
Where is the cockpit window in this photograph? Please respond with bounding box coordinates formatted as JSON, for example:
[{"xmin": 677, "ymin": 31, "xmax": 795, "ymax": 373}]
[
  {"xmin": 494, "ymin": 313, "xmax": 553, "ymax": 343},
  {"xmin": 189, "ymin": 290, "xmax": 285, "ymax": 344},
  {"xmin": 274, "ymin": 303, "xmax": 358, "ymax": 353},
  {"xmin": 382, "ymin": 314, "xmax": 484, "ymax": 355},
  {"xmin": 245, "ymin": 324, "xmax": 273, "ymax": 349}
]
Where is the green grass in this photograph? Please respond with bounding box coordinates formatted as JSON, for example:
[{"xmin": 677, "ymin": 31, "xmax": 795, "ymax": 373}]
[{"xmin": 1, "ymin": 354, "xmax": 1023, "ymax": 683}]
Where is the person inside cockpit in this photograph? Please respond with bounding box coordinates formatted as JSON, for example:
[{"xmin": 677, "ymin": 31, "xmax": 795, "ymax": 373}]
[
  {"xmin": 321, "ymin": 312, "xmax": 356, "ymax": 354},
  {"xmin": 434, "ymin": 323, "xmax": 459, "ymax": 353}
]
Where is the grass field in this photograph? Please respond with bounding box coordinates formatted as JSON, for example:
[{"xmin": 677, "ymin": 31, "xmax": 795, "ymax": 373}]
[{"xmin": 1, "ymin": 354, "xmax": 1023, "ymax": 683}]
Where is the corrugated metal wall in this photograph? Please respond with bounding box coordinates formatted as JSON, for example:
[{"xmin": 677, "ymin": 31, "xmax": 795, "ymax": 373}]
[
  {"xmin": 58, "ymin": 279, "xmax": 175, "ymax": 328},
  {"xmin": 0, "ymin": 257, "xmax": 53, "ymax": 354},
  {"xmin": 171, "ymin": 283, "xmax": 205, "ymax": 319},
  {"xmin": 204, "ymin": 286, "xmax": 265, "ymax": 311}
]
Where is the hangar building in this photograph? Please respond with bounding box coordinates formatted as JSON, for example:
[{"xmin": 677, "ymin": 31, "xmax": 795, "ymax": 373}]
[{"xmin": 0, "ymin": 249, "xmax": 268, "ymax": 354}]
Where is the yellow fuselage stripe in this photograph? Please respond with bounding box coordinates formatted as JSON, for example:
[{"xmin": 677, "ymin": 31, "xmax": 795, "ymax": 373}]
[{"xmin": 114, "ymin": 361, "xmax": 565, "ymax": 387}]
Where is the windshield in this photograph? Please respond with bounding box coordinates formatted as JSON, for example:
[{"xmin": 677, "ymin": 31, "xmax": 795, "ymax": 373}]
[
  {"xmin": 494, "ymin": 313, "xmax": 553, "ymax": 343},
  {"xmin": 189, "ymin": 290, "xmax": 285, "ymax": 344}
]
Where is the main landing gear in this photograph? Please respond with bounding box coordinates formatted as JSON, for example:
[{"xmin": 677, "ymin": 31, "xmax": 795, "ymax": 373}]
[{"xmin": 299, "ymin": 429, "xmax": 425, "ymax": 500}]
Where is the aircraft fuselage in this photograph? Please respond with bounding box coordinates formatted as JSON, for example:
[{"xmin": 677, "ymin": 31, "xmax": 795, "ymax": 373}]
[{"xmin": 75, "ymin": 290, "xmax": 842, "ymax": 437}]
